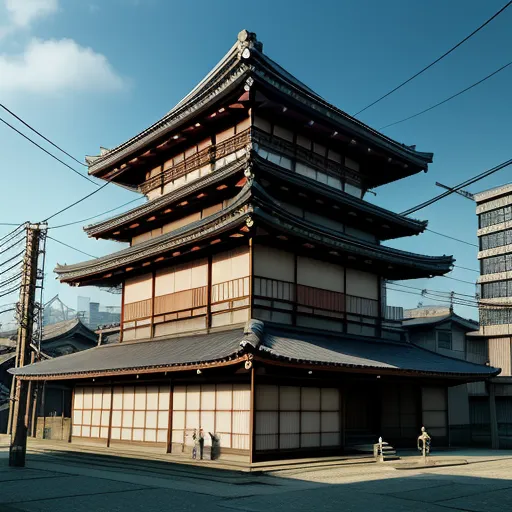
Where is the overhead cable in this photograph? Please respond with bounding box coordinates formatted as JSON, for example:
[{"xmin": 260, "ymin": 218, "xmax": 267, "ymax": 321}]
[
  {"xmin": 0, "ymin": 223, "xmax": 26, "ymax": 245},
  {"xmin": 50, "ymin": 196, "xmax": 144, "ymax": 229},
  {"xmin": 0, "ymin": 250, "xmax": 25, "ymax": 268},
  {"xmin": 453, "ymin": 264, "xmax": 480, "ymax": 273},
  {"xmin": 441, "ymin": 275, "xmax": 477, "ymax": 285},
  {"xmin": 43, "ymin": 182, "xmax": 110, "ymax": 223},
  {"xmin": 47, "ymin": 236, "xmax": 98, "ymax": 259},
  {"xmin": 425, "ymin": 228, "xmax": 478, "ymax": 248},
  {"xmin": 0, "ymin": 283, "xmax": 22, "ymax": 299},
  {"xmin": 0, "ymin": 115, "xmax": 98, "ymax": 186},
  {"xmin": 380, "ymin": 61, "xmax": 512, "ymax": 130},
  {"xmin": 0, "ymin": 262, "xmax": 22, "ymax": 278},
  {"xmin": 0, "ymin": 103, "xmax": 88, "ymax": 167},
  {"xmin": 353, "ymin": 1, "xmax": 512, "ymax": 116},
  {"xmin": 401, "ymin": 158, "xmax": 512, "ymax": 215}
]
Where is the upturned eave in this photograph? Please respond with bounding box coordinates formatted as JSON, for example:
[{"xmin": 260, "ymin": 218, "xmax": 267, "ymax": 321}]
[{"xmin": 86, "ymin": 31, "xmax": 433, "ymax": 183}]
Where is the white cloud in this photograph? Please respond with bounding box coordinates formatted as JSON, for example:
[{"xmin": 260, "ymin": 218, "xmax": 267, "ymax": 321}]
[
  {"xmin": 5, "ymin": 0, "xmax": 58, "ymax": 28},
  {"xmin": 0, "ymin": 38, "xmax": 126, "ymax": 95}
]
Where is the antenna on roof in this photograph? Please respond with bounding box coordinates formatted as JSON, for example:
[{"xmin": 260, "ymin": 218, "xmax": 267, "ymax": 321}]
[{"xmin": 435, "ymin": 182, "xmax": 474, "ymax": 201}]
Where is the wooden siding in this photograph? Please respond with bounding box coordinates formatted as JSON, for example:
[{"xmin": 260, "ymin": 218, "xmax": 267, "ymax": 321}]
[
  {"xmin": 489, "ymin": 337, "xmax": 512, "ymax": 376},
  {"xmin": 124, "ymin": 298, "xmax": 152, "ymax": 321},
  {"xmin": 154, "ymin": 286, "xmax": 208, "ymax": 315},
  {"xmin": 297, "ymin": 284, "xmax": 344, "ymax": 313}
]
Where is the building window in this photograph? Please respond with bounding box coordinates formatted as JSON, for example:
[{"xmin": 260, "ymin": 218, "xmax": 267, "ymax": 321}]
[
  {"xmin": 480, "ymin": 307, "xmax": 512, "ymax": 326},
  {"xmin": 481, "ymin": 280, "xmax": 512, "ymax": 298},
  {"xmin": 480, "ymin": 229, "xmax": 512, "ymax": 250},
  {"xmin": 479, "ymin": 205, "xmax": 512, "ymax": 228},
  {"xmin": 437, "ymin": 331, "xmax": 452, "ymax": 350},
  {"xmin": 482, "ymin": 254, "xmax": 512, "ymax": 275}
]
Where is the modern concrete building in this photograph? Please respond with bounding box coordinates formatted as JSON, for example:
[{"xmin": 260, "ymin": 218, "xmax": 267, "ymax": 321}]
[{"xmin": 475, "ymin": 184, "xmax": 512, "ymax": 448}]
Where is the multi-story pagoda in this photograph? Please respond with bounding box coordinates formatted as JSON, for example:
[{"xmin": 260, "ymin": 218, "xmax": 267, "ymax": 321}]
[{"xmin": 12, "ymin": 31, "xmax": 497, "ymax": 462}]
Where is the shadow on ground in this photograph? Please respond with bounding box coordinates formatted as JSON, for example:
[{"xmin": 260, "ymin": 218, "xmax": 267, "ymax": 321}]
[{"xmin": 0, "ymin": 445, "xmax": 512, "ymax": 512}]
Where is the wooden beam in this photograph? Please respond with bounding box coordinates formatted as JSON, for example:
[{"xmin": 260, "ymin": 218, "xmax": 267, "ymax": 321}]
[{"xmin": 15, "ymin": 357, "xmax": 247, "ymax": 381}]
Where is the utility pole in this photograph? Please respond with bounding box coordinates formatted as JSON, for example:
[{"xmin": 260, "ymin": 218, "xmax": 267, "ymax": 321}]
[{"xmin": 9, "ymin": 224, "xmax": 42, "ymax": 467}]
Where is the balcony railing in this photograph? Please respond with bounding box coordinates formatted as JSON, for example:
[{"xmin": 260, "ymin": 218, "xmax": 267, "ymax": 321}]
[
  {"xmin": 140, "ymin": 129, "xmax": 251, "ymax": 195},
  {"xmin": 252, "ymin": 127, "xmax": 362, "ymax": 186},
  {"xmin": 254, "ymin": 276, "xmax": 379, "ymax": 318}
]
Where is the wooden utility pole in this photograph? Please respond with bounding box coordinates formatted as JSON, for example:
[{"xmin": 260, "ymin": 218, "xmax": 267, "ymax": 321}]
[{"xmin": 9, "ymin": 224, "xmax": 41, "ymax": 467}]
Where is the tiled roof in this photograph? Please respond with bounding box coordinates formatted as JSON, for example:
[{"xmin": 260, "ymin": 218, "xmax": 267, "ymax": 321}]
[
  {"xmin": 261, "ymin": 326, "xmax": 495, "ymax": 377},
  {"xmin": 11, "ymin": 328, "xmax": 246, "ymax": 378},
  {"xmin": 402, "ymin": 313, "xmax": 478, "ymax": 331},
  {"xmin": 87, "ymin": 31, "xmax": 432, "ymax": 178},
  {"xmin": 0, "ymin": 352, "xmax": 15, "ymax": 366},
  {"xmin": 11, "ymin": 321, "xmax": 498, "ymax": 380}
]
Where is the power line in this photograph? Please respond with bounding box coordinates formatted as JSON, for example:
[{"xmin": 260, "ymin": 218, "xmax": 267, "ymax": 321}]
[
  {"xmin": 454, "ymin": 264, "xmax": 480, "ymax": 273},
  {"xmin": 0, "ymin": 283, "xmax": 22, "ymax": 299},
  {"xmin": 0, "ymin": 115, "xmax": 98, "ymax": 187},
  {"xmin": 0, "ymin": 250, "xmax": 25, "ymax": 268},
  {"xmin": 43, "ymin": 182, "xmax": 109, "ymax": 223},
  {"xmin": 47, "ymin": 236, "xmax": 98, "ymax": 259},
  {"xmin": 50, "ymin": 196, "xmax": 144, "ymax": 229},
  {"xmin": 0, "ymin": 223, "xmax": 26, "ymax": 245},
  {"xmin": 387, "ymin": 286, "xmax": 480, "ymax": 309},
  {"xmin": 441, "ymin": 275, "xmax": 476, "ymax": 285},
  {"xmin": 0, "ymin": 103, "xmax": 87, "ymax": 167},
  {"xmin": 380, "ymin": 61, "xmax": 512, "ymax": 130},
  {"xmin": 426, "ymin": 228, "xmax": 478, "ymax": 248},
  {"xmin": 353, "ymin": 1, "xmax": 512, "ymax": 116},
  {"xmin": 0, "ymin": 272, "xmax": 23, "ymax": 290},
  {"xmin": 0, "ymin": 231, "xmax": 25, "ymax": 252},
  {"xmin": 389, "ymin": 281, "xmax": 476, "ymax": 298},
  {"xmin": 0, "ymin": 237, "xmax": 25, "ymax": 257},
  {"xmin": 401, "ymin": 157, "xmax": 512, "ymax": 215},
  {"xmin": 0, "ymin": 262, "xmax": 22, "ymax": 278}
]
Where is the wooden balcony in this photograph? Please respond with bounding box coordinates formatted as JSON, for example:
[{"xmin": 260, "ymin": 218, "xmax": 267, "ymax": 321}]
[
  {"xmin": 254, "ymin": 276, "xmax": 379, "ymax": 319},
  {"xmin": 123, "ymin": 276, "xmax": 384, "ymax": 339},
  {"xmin": 140, "ymin": 128, "xmax": 251, "ymax": 195}
]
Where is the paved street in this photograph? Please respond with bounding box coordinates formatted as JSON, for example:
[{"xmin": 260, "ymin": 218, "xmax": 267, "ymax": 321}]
[{"xmin": 1, "ymin": 441, "xmax": 512, "ymax": 511}]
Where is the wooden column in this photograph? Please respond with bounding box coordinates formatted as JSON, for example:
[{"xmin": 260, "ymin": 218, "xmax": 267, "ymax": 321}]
[
  {"xmin": 41, "ymin": 381, "xmax": 47, "ymax": 439},
  {"xmin": 488, "ymin": 381, "xmax": 499, "ymax": 449},
  {"xmin": 339, "ymin": 384, "xmax": 345, "ymax": 451},
  {"xmin": 106, "ymin": 384, "xmax": 114, "ymax": 448},
  {"xmin": 343, "ymin": 266, "xmax": 348, "ymax": 333},
  {"xmin": 249, "ymin": 238, "xmax": 254, "ymax": 320},
  {"xmin": 293, "ymin": 253, "xmax": 298, "ymax": 326},
  {"xmin": 150, "ymin": 270, "xmax": 156, "ymax": 338},
  {"xmin": 68, "ymin": 386, "xmax": 74, "ymax": 443},
  {"xmin": 207, "ymin": 255, "xmax": 212, "ymax": 329},
  {"xmin": 249, "ymin": 366, "xmax": 255, "ymax": 464},
  {"xmin": 120, "ymin": 283, "xmax": 125, "ymax": 343},
  {"xmin": 166, "ymin": 381, "xmax": 173, "ymax": 454}
]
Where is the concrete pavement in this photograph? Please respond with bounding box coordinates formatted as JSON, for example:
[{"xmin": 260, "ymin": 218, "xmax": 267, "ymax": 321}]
[{"xmin": 1, "ymin": 438, "xmax": 512, "ymax": 511}]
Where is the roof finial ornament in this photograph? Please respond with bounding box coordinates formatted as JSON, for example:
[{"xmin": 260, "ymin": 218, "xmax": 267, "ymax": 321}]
[{"xmin": 237, "ymin": 29, "xmax": 263, "ymax": 59}]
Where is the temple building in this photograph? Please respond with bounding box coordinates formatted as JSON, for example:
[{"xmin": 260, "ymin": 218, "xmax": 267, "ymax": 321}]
[
  {"xmin": 11, "ymin": 31, "xmax": 498, "ymax": 462},
  {"xmin": 474, "ymin": 184, "xmax": 512, "ymax": 448}
]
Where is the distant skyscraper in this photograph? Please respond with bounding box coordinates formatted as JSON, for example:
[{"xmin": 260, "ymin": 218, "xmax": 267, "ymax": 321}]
[{"xmin": 77, "ymin": 296, "xmax": 90, "ymax": 326}]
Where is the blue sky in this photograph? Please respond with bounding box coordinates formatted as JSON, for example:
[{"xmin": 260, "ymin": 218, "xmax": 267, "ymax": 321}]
[{"xmin": 0, "ymin": 0, "xmax": 511, "ymax": 326}]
